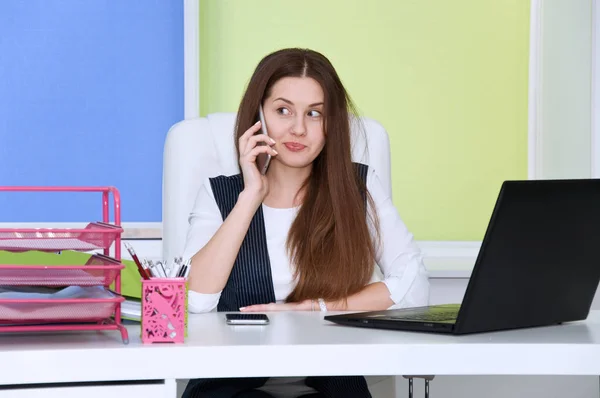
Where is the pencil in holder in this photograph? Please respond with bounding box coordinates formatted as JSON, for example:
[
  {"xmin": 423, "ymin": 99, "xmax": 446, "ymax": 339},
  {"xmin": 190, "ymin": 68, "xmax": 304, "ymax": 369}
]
[{"xmin": 141, "ymin": 277, "xmax": 186, "ymax": 344}]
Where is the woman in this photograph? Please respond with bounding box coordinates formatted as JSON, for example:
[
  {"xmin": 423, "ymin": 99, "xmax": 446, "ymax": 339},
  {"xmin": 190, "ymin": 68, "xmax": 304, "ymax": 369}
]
[{"xmin": 182, "ymin": 48, "xmax": 429, "ymax": 398}]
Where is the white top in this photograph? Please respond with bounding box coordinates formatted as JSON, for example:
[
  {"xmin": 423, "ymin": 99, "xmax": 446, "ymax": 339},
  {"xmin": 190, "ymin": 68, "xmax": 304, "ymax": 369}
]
[{"xmin": 183, "ymin": 168, "xmax": 430, "ymax": 314}]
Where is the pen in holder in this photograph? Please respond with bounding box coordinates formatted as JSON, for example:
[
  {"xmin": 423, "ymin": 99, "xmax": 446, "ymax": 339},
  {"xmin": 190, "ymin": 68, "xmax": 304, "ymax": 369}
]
[{"xmin": 141, "ymin": 277, "xmax": 187, "ymax": 344}]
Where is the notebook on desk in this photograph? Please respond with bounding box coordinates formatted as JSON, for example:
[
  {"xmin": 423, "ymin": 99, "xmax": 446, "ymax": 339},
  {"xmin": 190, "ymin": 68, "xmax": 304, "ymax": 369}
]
[{"xmin": 325, "ymin": 179, "xmax": 600, "ymax": 335}]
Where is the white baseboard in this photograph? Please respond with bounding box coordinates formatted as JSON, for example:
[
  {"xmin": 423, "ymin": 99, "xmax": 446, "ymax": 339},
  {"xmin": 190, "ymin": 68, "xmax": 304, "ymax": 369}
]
[
  {"xmin": 417, "ymin": 241, "xmax": 479, "ymax": 279},
  {"xmin": 416, "ymin": 241, "xmax": 481, "ymax": 258},
  {"xmin": 118, "ymin": 239, "xmax": 163, "ymax": 262},
  {"xmin": 0, "ymin": 221, "xmax": 480, "ymax": 273},
  {"xmin": 119, "ymin": 239, "xmax": 479, "ymax": 279},
  {"xmin": 0, "ymin": 221, "xmax": 477, "ymax": 278}
]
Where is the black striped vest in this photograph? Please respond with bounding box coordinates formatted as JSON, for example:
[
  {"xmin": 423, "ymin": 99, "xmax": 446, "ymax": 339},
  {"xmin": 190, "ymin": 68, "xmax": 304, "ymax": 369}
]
[{"xmin": 209, "ymin": 163, "xmax": 369, "ymax": 311}]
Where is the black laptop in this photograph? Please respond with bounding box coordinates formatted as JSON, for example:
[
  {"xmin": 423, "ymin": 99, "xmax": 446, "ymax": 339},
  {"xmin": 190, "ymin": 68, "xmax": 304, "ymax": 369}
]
[{"xmin": 325, "ymin": 179, "xmax": 600, "ymax": 334}]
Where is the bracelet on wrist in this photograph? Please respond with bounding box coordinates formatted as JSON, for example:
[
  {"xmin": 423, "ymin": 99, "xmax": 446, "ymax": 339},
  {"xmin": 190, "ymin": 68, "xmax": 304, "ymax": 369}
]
[{"xmin": 317, "ymin": 298, "xmax": 328, "ymax": 312}]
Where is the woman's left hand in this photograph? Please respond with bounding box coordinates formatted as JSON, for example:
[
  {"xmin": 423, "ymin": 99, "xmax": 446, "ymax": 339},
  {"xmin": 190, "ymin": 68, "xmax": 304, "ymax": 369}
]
[{"xmin": 239, "ymin": 300, "xmax": 312, "ymax": 312}]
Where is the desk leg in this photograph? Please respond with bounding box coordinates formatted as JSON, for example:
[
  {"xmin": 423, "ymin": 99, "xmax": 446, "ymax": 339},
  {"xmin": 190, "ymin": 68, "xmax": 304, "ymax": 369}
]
[
  {"xmin": 164, "ymin": 378, "xmax": 177, "ymax": 398},
  {"xmin": 403, "ymin": 376, "xmax": 435, "ymax": 398}
]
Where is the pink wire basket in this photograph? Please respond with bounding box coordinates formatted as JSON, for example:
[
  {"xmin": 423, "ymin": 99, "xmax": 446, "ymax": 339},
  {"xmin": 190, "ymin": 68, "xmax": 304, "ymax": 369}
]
[
  {"xmin": 0, "ymin": 222, "xmax": 123, "ymax": 252},
  {"xmin": 0, "ymin": 295, "xmax": 125, "ymax": 325},
  {"xmin": 0, "ymin": 186, "xmax": 128, "ymax": 343},
  {"xmin": 0, "ymin": 253, "xmax": 124, "ymax": 287}
]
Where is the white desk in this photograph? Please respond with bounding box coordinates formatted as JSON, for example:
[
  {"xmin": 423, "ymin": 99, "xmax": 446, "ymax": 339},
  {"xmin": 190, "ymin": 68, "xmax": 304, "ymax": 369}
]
[{"xmin": 1, "ymin": 311, "xmax": 600, "ymax": 397}]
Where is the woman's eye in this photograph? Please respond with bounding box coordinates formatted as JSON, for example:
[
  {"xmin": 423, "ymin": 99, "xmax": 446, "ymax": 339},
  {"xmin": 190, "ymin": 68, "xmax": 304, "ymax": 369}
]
[
  {"xmin": 308, "ymin": 110, "xmax": 322, "ymax": 117},
  {"xmin": 276, "ymin": 108, "xmax": 290, "ymax": 115}
]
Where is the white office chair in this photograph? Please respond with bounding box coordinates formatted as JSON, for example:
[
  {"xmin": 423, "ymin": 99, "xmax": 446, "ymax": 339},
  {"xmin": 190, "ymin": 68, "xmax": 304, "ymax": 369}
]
[{"xmin": 162, "ymin": 112, "xmax": 431, "ymax": 398}]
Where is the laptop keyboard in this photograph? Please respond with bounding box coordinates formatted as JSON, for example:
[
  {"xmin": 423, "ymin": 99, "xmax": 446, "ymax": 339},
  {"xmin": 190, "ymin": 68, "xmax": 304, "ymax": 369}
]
[{"xmin": 392, "ymin": 310, "xmax": 457, "ymax": 322}]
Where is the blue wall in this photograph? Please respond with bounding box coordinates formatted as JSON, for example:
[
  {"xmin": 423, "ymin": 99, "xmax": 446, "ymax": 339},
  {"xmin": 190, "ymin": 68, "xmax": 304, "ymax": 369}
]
[{"xmin": 0, "ymin": 1, "xmax": 184, "ymax": 222}]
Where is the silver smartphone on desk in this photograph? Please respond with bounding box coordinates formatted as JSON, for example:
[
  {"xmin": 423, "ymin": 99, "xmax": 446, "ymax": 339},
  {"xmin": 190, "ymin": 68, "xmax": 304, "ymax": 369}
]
[{"xmin": 226, "ymin": 313, "xmax": 270, "ymax": 325}]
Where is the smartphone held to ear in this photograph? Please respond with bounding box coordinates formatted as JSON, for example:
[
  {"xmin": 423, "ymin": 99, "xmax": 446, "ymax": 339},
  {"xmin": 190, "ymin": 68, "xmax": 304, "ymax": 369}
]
[
  {"xmin": 255, "ymin": 106, "xmax": 272, "ymax": 175},
  {"xmin": 226, "ymin": 313, "xmax": 270, "ymax": 325}
]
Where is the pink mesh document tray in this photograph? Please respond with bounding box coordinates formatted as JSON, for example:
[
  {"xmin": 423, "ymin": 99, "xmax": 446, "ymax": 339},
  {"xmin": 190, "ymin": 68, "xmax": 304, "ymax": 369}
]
[
  {"xmin": 0, "ymin": 293, "xmax": 125, "ymax": 325},
  {"xmin": 0, "ymin": 222, "xmax": 122, "ymax": 252},
  {"xmin": 0, "ymin": 186, "xmax": 129, "ymax": 343},
  {"xmin": 0, "ymin": 253, "xmax": 124, "ymax": 287}
]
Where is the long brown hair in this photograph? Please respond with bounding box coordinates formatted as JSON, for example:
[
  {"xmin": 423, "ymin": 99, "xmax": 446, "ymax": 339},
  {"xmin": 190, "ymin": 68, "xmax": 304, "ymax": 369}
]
[{"xmin": 234, "ymin": 48, "xmax": 380, "ymax": 302}]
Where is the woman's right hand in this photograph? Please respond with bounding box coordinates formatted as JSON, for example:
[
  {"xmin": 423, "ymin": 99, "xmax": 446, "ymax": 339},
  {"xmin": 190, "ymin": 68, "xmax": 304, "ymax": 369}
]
[{"xmin": 238, "ymin": 121, "xmax": 278, "ymax": 202}]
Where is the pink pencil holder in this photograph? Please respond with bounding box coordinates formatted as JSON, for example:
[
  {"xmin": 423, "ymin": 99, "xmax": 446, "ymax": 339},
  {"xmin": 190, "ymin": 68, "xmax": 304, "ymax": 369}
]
[{"xmin": 141, "ymin": 278, "xmax": 186, "ymax": 344}]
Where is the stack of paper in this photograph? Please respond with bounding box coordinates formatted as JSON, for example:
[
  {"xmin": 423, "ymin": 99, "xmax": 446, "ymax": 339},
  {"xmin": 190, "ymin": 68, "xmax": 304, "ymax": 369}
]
[{"xmin": 121, "ymin": 297, "xmax": 141, "ymax": 321}]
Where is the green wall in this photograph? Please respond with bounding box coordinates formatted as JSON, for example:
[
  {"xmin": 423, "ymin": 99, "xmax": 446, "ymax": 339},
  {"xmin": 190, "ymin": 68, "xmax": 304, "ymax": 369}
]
[{"xmin": 199, "ymin": 0, "xmax": 530, "ymax": 241}]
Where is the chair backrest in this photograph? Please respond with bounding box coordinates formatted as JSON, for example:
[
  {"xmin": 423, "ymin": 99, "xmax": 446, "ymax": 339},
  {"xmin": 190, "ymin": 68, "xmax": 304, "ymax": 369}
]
[{"xmin": 162, "ymin": 112, "xmax": 392, "ymax": 261}]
